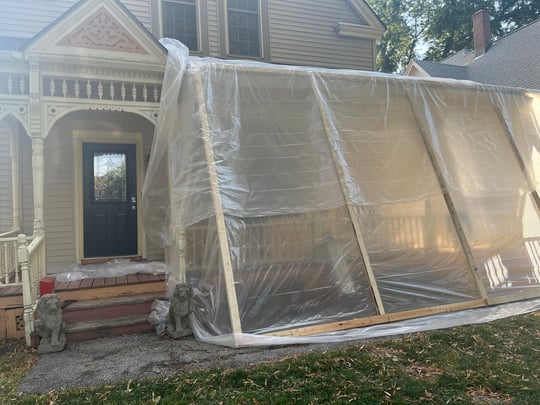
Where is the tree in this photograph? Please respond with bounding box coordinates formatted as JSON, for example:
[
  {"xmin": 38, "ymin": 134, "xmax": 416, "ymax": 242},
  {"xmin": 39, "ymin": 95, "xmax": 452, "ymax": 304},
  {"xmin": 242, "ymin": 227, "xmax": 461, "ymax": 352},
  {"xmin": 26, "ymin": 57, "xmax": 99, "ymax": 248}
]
[{"xmin": 367, "ymin": 0, "xmax": 540, "ymax": 72}]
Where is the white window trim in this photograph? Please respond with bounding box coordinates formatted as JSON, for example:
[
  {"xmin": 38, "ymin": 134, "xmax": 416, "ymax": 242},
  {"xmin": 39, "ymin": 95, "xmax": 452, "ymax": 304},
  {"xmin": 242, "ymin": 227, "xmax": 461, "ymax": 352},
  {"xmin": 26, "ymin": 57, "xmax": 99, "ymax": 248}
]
[
  {"xmin": 224, "ymin": 0, "xmax": 264, "ymax": 59},
  {"xmin": 159, "ymin": 0, "xmax": 203, "ymax": 54}
]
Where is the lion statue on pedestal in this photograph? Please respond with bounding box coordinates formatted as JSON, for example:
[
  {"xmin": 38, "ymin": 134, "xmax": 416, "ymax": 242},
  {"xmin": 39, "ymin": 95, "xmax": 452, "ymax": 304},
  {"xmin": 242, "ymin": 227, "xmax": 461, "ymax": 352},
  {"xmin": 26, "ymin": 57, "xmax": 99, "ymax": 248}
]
[
  {"xmin": 35, "ymin": 293, "xmax": 66, "ymax": 353},
  {"xmin": 167, "ymin": 283, "xmax": 193, "ymax": 338}
]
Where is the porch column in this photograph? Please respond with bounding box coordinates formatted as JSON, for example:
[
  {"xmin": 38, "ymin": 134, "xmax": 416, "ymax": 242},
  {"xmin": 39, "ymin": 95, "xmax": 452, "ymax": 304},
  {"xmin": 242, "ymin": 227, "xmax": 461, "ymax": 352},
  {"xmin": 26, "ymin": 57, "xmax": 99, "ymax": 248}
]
[
  {"xmin": 31, "ymin": 136, "xmax": 45, "ymax": 236},
  {"xmin": 10, "ymin": 130, "xmax": 21, "ymax": 232}
]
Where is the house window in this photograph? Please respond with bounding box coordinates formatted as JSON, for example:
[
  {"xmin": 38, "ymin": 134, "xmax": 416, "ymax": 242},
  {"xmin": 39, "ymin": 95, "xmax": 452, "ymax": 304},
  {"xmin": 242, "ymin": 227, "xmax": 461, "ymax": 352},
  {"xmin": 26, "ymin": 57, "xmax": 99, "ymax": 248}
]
[
  {"xmin": 227, "ymin": 0, "xmax": 261, "ymax": 58},
  {"xmin": 162, "ymin": 0, "xmax": 199, "ymax": 52}
]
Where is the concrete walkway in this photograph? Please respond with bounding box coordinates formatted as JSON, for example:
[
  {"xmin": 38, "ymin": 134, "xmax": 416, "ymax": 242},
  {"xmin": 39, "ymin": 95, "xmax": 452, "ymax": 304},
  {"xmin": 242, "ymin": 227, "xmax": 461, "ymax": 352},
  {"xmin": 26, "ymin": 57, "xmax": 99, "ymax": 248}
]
[{"xmin": 19, "ymin": 332, "xmax": 349, "ymax": 394}]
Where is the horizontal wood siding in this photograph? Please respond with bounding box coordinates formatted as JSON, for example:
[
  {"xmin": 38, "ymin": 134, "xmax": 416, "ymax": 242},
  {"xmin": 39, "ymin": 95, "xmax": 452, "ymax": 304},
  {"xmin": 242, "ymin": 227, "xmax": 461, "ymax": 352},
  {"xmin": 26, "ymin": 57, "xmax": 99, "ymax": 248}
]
[
  {"xmin": 121, "ymin": 0, "xmax": 152, "ymax": 31},
  {"xmin": 0, "ymin": 123, "xmax": 12, "ymax": 232},
  {"xmin": 44, "ymin": 128, "xmax": 75, "ymax": 273},
  {"xmin": 268, "ymin": 0, "xmax": 375, "ymax": 70},
  {"xmin": 0, "ymin": 0, "xmax": 78, "ymax": 39},
  {"xmin": 0, "ymin": 0, "xmax": 151, "ymax": 39},
  {"xmin": 207, "ymin": 0, "xmax": 220, "ymax": 56}
]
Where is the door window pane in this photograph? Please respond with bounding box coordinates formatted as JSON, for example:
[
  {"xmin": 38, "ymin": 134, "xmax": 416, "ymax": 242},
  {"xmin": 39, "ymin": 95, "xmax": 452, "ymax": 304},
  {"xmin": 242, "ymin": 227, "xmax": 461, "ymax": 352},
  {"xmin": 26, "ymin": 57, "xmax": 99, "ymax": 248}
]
[
  {"xmin": 93, "ymin": 153, "xmax": 127, "ymax": 201},
  {"xmin": 163, "ymin": 0, "xmax": 199, "ymax": 51},
  {"xmin": 228, "ymin": 0, "xmax": 260, "ymax": 57}
]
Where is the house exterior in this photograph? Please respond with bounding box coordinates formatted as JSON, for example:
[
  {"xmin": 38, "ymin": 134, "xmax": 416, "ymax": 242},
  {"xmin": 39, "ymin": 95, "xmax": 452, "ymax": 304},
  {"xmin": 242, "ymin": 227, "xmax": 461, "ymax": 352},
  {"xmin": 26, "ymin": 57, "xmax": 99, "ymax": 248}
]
[
  {"xmin": 405, "ymin": 10, "xmax": 540, "ymax": 90},
  {"xmin": 0, "ymin": 0, "xmax": 384, "ymax": 341}
]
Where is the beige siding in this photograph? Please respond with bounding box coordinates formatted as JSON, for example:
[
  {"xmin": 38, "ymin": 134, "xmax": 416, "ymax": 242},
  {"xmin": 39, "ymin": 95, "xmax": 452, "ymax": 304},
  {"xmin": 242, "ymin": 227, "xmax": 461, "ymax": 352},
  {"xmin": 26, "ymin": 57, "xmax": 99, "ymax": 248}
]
[
  {"xmin": 0, "ymin": 0, "xmax": 152, "ymax": 39},
  {"xmin": 0, "ymin": 0, "xmax": 77, "ymax": 39},
  {"xmin": 121, "ymin": 0, "xmax": 152, "ymax": 31},
  {"xmin": 268, "ymin": 0, "xmax": 375, "ymax": 70},
  {"xmin": 207, "ymin": 0, "xmax": 220, "ymax": 56},
  {"xmin": 44, "ymin": 128, "xmax": 75, "ymax": 273},
  {"xmin": 0, "ymin": 122, "xmax": 12, "ymax": 232}
]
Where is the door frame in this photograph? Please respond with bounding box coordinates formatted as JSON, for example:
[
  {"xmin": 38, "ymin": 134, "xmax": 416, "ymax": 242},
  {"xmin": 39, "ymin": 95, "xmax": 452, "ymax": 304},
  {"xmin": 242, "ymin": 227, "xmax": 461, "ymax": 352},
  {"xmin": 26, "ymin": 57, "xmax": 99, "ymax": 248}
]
[{"xmin": 73, "ymin": 130, "xmax": 145, "ymax": 263}]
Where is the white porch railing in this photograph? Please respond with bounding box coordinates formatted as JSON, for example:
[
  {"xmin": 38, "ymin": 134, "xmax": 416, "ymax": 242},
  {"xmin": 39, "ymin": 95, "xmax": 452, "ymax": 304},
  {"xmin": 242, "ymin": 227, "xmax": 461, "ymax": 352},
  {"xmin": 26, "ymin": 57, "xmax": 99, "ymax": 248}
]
[
  {"xmin": 17, "ymin": 234, "xmax": 46, "ymax": 346},
  {"xmin": 0, "ymin": 231, "xmax": 20, "ymax": 285}
]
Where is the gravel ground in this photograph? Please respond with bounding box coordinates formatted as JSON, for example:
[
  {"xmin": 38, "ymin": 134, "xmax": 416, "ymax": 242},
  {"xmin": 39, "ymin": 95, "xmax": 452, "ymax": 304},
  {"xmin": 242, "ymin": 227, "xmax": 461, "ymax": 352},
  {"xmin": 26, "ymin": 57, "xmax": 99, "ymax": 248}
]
[{"xmin": 19, "ymin": 332, "xmax": 354, "ymax": 394}]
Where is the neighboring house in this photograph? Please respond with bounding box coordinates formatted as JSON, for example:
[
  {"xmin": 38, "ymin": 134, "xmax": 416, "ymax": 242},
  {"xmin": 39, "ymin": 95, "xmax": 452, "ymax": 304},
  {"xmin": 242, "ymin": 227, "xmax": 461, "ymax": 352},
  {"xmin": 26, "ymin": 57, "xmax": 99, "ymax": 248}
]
[
  {"xmin": 405, "ymin": 10, "xmax": 540, "ymax": 90},
  {"xmin": 0, "ymin": 0, "xmax": 384, "ymax": 340}
]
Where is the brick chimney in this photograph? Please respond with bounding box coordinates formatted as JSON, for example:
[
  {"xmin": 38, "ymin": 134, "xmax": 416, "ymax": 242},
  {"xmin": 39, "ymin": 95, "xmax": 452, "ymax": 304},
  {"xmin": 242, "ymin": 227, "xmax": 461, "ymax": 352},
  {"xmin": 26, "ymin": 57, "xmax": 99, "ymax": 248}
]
[{"xmin": 473, "ymin": 10, "xmax": 491, "ymax": 56}]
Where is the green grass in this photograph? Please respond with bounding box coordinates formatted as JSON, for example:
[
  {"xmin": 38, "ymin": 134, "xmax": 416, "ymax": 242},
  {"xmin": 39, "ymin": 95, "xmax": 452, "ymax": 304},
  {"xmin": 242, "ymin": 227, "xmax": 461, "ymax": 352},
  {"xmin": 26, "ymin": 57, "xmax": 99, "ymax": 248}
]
[{"xmin": 2, "ymin": 313, "xmax": 539, "ymax": 404}]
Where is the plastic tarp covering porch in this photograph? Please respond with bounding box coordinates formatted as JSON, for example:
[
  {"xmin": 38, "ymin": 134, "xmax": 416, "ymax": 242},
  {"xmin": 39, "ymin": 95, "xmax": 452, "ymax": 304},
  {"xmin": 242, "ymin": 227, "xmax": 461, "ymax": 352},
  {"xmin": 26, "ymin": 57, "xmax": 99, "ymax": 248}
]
[{"xmin": 143, "ymin": 40, "xmax": 540, "ymax": 347}]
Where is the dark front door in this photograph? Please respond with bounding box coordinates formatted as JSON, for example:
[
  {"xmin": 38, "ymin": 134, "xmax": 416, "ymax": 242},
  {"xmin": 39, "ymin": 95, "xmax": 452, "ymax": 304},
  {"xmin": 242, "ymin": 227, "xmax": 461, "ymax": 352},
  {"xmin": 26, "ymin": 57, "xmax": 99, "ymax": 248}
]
[{"xmin": 83, "ymin": 143, "xmax": 138, "ymax": 258}]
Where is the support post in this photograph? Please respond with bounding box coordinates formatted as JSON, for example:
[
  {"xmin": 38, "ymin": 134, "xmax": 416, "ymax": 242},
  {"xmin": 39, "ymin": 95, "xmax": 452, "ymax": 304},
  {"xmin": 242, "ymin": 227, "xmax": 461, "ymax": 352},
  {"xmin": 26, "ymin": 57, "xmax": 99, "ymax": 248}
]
[
  {"xmin": 31, "ymin": 137, "xmax": 45, "ymax": 237},
  {"xmin": 311, "ymin": 75, "xmax": 386, "ymax": 315},
  {"xmin": 405, "ymin": 90, "xmax": 488, "ymax": 301},
  {"xmin": 176, "ymin": 228, "xmax": 186, "ymax": 284},
  {"xmin": 17, "ymin": 234, "xmax": 33, "ymax": 347},
  {"xmin": 193, "ymin": 71, "xmax": 243, "ymax": 339},
  {"xmin": 10, "ymin": 130, "xmax": 20, "ymax": 232}
]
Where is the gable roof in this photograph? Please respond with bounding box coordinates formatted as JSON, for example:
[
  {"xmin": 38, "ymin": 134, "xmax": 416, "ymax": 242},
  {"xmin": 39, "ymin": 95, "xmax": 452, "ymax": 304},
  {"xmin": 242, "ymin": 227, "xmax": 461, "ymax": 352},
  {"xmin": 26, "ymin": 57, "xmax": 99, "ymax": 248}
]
[
  {"xmin": 406, "ymin": 18, "xmax": 540, "ymax": 90},
  {"xmin": 23, "ymin": 0, "xmax": 166, "ymax": 66}
]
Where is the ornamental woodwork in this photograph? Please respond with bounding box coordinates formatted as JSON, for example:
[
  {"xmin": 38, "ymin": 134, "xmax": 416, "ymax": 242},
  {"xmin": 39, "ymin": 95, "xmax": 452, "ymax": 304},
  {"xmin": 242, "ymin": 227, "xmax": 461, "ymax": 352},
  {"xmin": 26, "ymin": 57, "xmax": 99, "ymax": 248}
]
[{"xmin": 56, "ymin": 8, "xmax": 147, "ymax": 54}]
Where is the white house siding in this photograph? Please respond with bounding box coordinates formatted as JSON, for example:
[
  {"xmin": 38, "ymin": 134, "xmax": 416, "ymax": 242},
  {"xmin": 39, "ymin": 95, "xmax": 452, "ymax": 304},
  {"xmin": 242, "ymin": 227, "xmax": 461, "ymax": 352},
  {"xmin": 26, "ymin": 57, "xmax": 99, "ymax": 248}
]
[
  {"xmin": 268, "ymin": 0, "xmax": 374, "ymax": 70},
  {"xmin": 0, "ymin": 122, "xmax": 12, "ymax": 232},
  {"xmin": 0, "ymin": 0, "xmax": 152, "ymax": 40},
  {"xmin": 44, "ymin": 127, "xmax": 75, "ymax": 273}
]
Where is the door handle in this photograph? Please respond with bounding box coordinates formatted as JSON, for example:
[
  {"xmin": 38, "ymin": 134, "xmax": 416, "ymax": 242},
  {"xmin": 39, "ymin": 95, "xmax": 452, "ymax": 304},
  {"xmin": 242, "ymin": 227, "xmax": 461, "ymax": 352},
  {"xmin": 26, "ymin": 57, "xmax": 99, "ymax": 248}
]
[
  {"xmin": 131, "ymin": 196, "xmax": 137, "ymax": 203},
  {"xmin": 131, "ymin": 205, "xmax": 136, "ymax": 211}
]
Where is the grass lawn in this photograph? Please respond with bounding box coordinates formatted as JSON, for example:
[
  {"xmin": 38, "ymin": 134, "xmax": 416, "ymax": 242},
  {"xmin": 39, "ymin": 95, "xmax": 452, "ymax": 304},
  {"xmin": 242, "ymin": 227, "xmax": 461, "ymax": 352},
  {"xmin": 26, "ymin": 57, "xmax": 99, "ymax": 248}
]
[{"xmin": 2, "ymin": 312, "xmax": 539, "ymax": 404}]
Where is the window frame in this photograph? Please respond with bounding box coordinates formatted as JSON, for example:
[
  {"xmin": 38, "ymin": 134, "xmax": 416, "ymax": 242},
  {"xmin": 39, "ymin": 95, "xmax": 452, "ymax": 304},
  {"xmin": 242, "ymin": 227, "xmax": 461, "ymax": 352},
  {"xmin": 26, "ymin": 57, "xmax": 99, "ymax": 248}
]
[
  {"xmin": 160, "ymin": 0, "xmax": 202, "ymax": 54},
  {"xmin": 223, "ymin": 0, "xmax": 266, "ymax": 60}
]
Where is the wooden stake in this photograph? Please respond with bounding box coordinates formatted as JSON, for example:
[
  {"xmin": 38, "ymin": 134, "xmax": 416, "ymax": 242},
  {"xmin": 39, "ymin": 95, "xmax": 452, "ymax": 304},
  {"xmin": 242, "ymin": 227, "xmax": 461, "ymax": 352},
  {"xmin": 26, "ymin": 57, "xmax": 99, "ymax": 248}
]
[
  {"xmin": 193, "ymin": 71, "xmax": 243, "ymax": 339},
  {"xmin": 311, "ymin": 75, "xmax": 386, "ymax": 315},
  {"xmin": 405, "ymin": 89, "xmax": 488, "ymax": 301}
]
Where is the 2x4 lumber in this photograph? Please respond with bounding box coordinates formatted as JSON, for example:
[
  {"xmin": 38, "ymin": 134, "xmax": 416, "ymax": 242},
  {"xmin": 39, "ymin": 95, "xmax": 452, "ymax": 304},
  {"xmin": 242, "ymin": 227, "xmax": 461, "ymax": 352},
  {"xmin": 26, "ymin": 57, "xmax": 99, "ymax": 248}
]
[
  {"xmin": 193, "ymin": 71, "xmax": 243, "ymax": 339},
  {"xmin": 311, "ymin": 76, "xmax": 386, "ymax": 316},
  {"xmin": 404, "ymin": 90, "xmax": 488, "ymax": 301},
  {"xmin": 267, "ymin": 299, "xmax": 487, "ymax": 337}
]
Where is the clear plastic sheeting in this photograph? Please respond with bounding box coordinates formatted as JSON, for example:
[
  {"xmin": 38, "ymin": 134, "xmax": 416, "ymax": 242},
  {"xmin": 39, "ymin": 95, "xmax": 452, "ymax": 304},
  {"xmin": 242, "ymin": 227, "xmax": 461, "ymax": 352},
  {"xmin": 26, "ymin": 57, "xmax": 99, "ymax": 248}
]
[
  {"xmin": 55, "ymin": 259, "xmax": 167, "ymax": 282},
  {"xmin": 143, "ymin": 39, "xmax": 540, "ymax": 347},
  {"xmin": 192, "ymin": 298, "xmax": 540, "ymax": 348}
]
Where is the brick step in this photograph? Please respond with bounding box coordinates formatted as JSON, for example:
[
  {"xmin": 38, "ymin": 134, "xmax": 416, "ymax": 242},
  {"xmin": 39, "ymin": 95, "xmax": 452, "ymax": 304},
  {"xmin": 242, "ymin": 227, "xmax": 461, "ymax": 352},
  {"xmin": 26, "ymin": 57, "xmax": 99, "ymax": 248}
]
[
  {"xmin": 56, "ymin": 279, "xmax": 166, "ymax": 302},
  {"xmin": 62, "ymin": 293, "xmax": 165, "ymax": 323},
  {"xmin": 65, "ymin": 315, "xmax": 155, "ymax": 343}
]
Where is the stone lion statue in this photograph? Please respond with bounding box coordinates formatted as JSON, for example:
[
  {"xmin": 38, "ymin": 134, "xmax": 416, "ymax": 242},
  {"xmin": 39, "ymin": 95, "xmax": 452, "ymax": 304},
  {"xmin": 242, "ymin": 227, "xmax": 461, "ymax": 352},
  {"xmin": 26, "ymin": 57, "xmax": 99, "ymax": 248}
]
[
  {"xmin": 167, "ymin": 283, "xmax": 193, "ymax": 338},
  {"xmin": 35, "ymin": 293, "xmax": 66, "ymax": 353}
]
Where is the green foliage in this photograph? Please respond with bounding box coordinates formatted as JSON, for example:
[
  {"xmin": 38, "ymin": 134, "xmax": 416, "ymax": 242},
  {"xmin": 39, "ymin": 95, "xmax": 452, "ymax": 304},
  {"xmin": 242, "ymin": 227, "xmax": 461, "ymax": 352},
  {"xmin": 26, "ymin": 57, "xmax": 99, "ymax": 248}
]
[
  {"xmin": 367, "ymin": 0, "xmax": 540, "ymax": 72},
  {"xmin": 8, "ymin": 313, "xmax": 540, "ymax": 404}
]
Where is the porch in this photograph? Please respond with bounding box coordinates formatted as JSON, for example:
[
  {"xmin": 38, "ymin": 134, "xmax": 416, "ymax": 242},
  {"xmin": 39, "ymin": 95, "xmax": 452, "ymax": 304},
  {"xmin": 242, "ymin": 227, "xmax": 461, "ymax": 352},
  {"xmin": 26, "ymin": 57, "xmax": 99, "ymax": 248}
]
[{"xmin": 0, "ymin": 237, "xmax": 167, "ymax": 343}]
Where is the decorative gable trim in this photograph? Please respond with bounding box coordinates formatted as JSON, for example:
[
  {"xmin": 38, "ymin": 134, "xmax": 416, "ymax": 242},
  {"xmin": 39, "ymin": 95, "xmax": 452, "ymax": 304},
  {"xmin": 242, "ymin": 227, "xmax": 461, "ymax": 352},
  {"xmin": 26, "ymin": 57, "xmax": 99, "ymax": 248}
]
[
  {"xmin": 56, "ymin": 7, "xmax": 147, "ymax": 54},
  {"xmin": 24, "ymin": 0, "xmax": 165, "ymax": 67}
]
